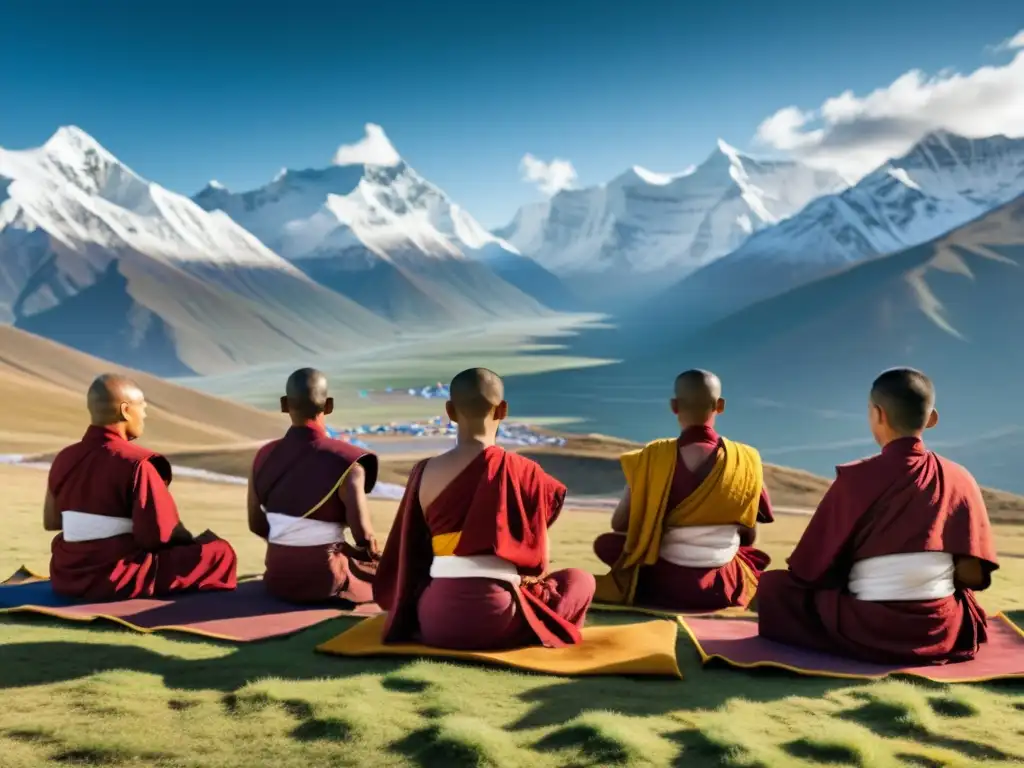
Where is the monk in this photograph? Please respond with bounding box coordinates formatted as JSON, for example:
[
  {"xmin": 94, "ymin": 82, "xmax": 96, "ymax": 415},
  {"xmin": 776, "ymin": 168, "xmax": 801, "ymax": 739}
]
[
  {"xmin": 593, "ymin": 369, "xmax": 773, "ymax": 612},
  {"xmin": 248, "ymin": 368, "xmax": 381, "ymax": 604},
  {"xmin": 757, "ymin": 368, "xmax": 998, "ymax": 665},
  {"xmin": 45, "ymin": 374, "xmax": 238, "ymax": 600},
  {"xmin": 374, "ymin": 368, "xmax": 595, "ymax": 650}
]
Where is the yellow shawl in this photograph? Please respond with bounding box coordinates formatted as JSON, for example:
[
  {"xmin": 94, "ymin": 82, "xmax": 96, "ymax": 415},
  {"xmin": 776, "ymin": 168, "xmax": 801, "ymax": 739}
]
[{"xmin": 594, "ymin": 436, "xmax": 763, "ymax": 605}]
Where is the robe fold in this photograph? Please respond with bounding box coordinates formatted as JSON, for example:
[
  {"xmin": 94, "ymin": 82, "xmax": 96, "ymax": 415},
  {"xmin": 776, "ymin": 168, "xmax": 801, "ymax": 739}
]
[
  {"xmin": 48, "ymin": 426, "xmax": 237, "ymax": 600},
  {"xmin": 374, "ymin": 446, "xmax": 594, "ymax": 650},
  {"xmin": 757, "ymin": 437, "xmax": 999, "ymax": 665},
  {"xmin": 594, "ymin": 425, "xmax": 773, "ymax": 611},
  {"xmin": 252, "ymin": 423, "xmax": 379, "ymax": 604}
]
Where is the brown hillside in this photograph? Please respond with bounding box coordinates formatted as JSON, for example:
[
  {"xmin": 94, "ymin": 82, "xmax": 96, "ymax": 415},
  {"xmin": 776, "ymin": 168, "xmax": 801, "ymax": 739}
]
[{"xmin": 0, "ymin": 326, "xmax": 286, "ymax": 454}]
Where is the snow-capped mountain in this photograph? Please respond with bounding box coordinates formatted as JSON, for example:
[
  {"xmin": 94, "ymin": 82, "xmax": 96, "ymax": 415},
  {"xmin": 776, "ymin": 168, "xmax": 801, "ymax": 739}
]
[
  {"xmin": 639, "ymin": 131, "xmax": 1024, "ymax": 334},
  {"xmin": 0, "ymin": 126, "xmax": 395, "ymax": 375},
  {"xmin": 495, "ymin": 140, "xmax": 847, "ymax": 303},
  {"xmin": 193, "ymin": 124, "xmax": 572, "ymax": 322},
  {"xmin": 635, "ymin": 193, "xmax": 1024, "ymax": 493}
]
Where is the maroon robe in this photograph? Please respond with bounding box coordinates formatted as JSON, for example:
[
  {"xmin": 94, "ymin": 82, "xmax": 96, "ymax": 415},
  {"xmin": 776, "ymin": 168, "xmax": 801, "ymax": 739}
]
[
  {"xmin": 757, "ymin": 437, "xmax": 998, "ymax": 665},
  {"xmin": 374, "ymin": 446, "xmax": 595, "ymax": 650},
  {"xmin": 48, "ymin": 426, "xmax": 237, "ymax": 600},
  {"xmin": 593, "ymin": 425, "xmax": 773, "ymax": 612},
  {"xmin": 252, "ymin": 423, "xmax": 379, "ymax": 604}
]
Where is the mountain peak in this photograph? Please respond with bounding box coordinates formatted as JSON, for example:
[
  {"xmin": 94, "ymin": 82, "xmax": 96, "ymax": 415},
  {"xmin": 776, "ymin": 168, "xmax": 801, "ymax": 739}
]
[
  {"xmin": 331, "ymin": 123, "xmax": 401, "ymax": 168},
  {"xmin": 716, "ymin": 138, "xmax": 741, "ymax": 157},
  {"xmin": 44, "ymin": 125, "xmax": 111, "ymax": 158},
  {"xmin": 207, "ymin": 179, "xmax": 227, "ymax": 190}
]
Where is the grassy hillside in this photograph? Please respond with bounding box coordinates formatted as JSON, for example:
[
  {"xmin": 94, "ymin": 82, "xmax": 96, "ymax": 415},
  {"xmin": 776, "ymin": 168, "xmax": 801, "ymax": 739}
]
[{"xmin": 3, "ymin": 464, "xmax": 1023, "ymax": 768}]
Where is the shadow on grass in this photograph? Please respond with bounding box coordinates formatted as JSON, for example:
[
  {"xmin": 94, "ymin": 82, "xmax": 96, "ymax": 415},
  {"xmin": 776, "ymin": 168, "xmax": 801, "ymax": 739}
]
[
  {"xmin": 839, "ymin": 692, "xmax": 1020, "ymax": 762},
  {"xmin": 0, "ymin": 613, "xmax": 400, "ymax": 693},
  {"xmin": 510, "ymin": 629, "xmax": 858, "ymax": 729}
]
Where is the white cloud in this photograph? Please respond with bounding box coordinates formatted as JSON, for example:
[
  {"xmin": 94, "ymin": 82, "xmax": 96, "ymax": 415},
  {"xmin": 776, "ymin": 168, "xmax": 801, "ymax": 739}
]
[
  {"xmin": 993, "ymin": 29, "xmax": 1024, "ymax": 52},
  {"xmin": 332, "ymin": 123, "xmax": 401, "ymax": 167},
  {"xmin": 519, "ymin": 153, "xmax": 578, "ymax": 196},
  {"xmin": 754, "ymin": 32, "xmax": 1024, "ymax": 181}
]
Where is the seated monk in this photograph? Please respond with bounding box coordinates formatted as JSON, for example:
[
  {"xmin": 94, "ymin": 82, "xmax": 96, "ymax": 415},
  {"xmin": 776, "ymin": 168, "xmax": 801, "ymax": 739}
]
[
  {"xmin": 45, "ymin": 374, "xmax": 238, "ymax": 600},
  {"xmin": 248, "ymin": 368, "xmax": 381, "ymax": 604},
  {"xmin": 757, "ymin": 368, "xmax": 998, "ymax": 665},
  {"xmin": 374, "ymin": 368, "xmax": 595, "ymax": 650},
  {"xmin": 593, "ymin": 369, "xmax": 773, "ymax": 612}
]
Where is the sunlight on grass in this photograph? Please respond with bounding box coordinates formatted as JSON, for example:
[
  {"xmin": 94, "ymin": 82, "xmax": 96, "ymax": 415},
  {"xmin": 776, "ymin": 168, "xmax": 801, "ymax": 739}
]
[{"xmin": 2, "ymin": 464, "xmax": 1024, "ymax": 767}]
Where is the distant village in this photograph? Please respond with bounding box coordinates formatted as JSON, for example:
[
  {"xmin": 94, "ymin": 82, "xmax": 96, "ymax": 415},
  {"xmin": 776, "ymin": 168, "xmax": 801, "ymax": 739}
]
[{"xmin": 327, "ymin": 383, "xmax": 568, "ymax": 448}]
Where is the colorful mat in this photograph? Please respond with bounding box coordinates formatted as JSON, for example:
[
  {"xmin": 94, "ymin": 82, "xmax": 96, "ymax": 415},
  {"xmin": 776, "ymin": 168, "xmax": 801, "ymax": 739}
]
[
  {"xmin": 679, "ymin": 614, "xmax": 1024, "ymax": 682},
  {"xmin": 317, "ymin": 614, "xmax": 683, "ymax": 678},
  {"xmin": 0, "ymin": 570, "xmax": 382, "ymax": 642},
  {"xmin": 591, "ymin": 601, "xmax": 751, "ymax": 619}
]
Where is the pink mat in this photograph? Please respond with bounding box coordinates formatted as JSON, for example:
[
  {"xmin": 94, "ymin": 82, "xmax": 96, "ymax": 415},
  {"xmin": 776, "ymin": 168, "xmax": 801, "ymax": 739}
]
[
  {"xmin": 0, "ymin": 572, "xmax": 381, "ymax": 642},
  {"xmin": 679, "ymin": 614, "xmax": 1024, "ymax": 682}
]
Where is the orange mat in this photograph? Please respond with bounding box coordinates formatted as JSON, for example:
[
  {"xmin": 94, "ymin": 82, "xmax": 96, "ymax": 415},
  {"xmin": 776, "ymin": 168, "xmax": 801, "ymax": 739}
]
[{"xmin": 316, "ymin": 615, "xmax": 683, "ymax": 678}]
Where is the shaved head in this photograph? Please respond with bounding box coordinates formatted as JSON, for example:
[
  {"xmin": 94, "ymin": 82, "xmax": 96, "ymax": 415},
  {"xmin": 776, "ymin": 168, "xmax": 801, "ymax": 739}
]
[
  {"xmin": 87, "ymin": 374, "xmax": 143, "ymax": 424},
  {"xmin": 87, "ymin": 374, "xmax": 147, "ymax": 439},
  {"xmin": 449, "ymin": 368, "xmax": 505, "ymax": 419},
  {"xmin": 871, "ymin": 368, "xmax": 935, "ymax": 435},
  {"xmin": 284, "ymin": 368, "xmax": 330, "ymax": 420},
  {"xmin": 673, "ymin": 369, "xmax": 722, "ymax": 421}
]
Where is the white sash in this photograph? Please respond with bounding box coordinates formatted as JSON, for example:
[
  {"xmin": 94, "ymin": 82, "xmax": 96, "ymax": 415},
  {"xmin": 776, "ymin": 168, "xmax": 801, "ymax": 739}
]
[
  {"xmin": 61, "ymin": 511, "xmax": 133, "ymax": 542},
  {"xmin": 263, "ymin": 509, "xmax": 344, "ymax": 547},
  {"xmin": 848, "ymin": 552, "xmax": 956, "ymax": 601},
  {"xmin": 659, "ymin": 525, "xmax": 741, "ymax": 568},
  {"xmin": 429, "ymin": 555, "xmax": 523, "ymax": 586}
]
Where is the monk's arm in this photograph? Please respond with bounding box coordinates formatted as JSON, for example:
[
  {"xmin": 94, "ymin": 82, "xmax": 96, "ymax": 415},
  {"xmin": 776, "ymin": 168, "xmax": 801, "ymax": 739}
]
[
  {"xmin": 132, "ymin": 461, "xmax": 193, "ymax": 550},
  {"xmin": 785, "ymin": 476, "xmax": 856, "ymax": 588},
  {"xmin": 954, "ymin": 556, "xmax": 992, "ymax": 591},
  {"xmin": 340, "ymin": 462, "xmax": 377, "ymax": 551},
  {"xmin": 740, "ymin": 486, "xmax": 770, "ymax": 546},
  {"xmin": 610, "ymin": 485, "xmax": 631, "ymax": 533},
  {"xmin": 246, "ymin": 465, "xmax": 269, "ymax": 539},
  {"xmin": 43, "ymin": 489, "xmax": 61, "ymax": 531}
]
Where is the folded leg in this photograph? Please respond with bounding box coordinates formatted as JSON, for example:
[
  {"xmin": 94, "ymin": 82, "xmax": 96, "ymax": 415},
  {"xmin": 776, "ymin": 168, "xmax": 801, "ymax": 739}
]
[{"xmin": 153, "ymin": 533, "xmax": 238, "ymax": 595}]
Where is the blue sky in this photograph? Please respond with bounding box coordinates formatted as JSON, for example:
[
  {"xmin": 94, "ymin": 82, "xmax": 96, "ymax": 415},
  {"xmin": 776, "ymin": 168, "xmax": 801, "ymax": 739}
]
[{"xmin": 1, "ymin": 1, "xmax": 1021, "ymax": 226}]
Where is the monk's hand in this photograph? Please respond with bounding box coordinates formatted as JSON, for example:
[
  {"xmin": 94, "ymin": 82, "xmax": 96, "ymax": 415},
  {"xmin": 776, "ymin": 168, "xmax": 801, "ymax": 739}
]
[
  {"xmin": 366, "ymin": 535, "xmax": 382, "ymax": 559},
  {"xmin": 520, "ymin": 574, "xmax": 551, "ymax": 598},
  {"xmin": 352, "ymin": 535, "xmax": 381, "ymax": 560}
]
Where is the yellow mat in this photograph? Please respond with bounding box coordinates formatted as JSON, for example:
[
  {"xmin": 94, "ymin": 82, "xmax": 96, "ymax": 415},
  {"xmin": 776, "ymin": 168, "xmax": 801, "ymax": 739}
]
[
  {"xmin": 590, "ymin": 602, "xmax": 751, "ymax": 620},
  {"xmin": 316, "ymin": 615, "xmax": 683, "ymax": 678}
]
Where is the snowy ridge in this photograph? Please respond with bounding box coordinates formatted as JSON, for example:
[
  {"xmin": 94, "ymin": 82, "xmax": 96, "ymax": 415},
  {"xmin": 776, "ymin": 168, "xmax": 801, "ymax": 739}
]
[
  {"xmin": 496, "ymin": 139, "xmax": 848, "ymax": 284},
  {"xmin": 0, "ymin": 126, "xmax": 395, "ymax": 374},
  {"xmin": 0, "ymin": 125, "xmax": 324, "ymax": 305},
  {"xmin": 724, "ymin": 131, "xmax": 1024, "ymax": 269},
  {"xmin": 195, "ymin": 125, "xmax": 521, "ymax": 265},
  {"xmin": 194, "ymin": 124, "xmax": 570, "ymax": 317},
  {"xmin": 629, "ymin": 131, "xmax": 1024, "ymax": 341}
]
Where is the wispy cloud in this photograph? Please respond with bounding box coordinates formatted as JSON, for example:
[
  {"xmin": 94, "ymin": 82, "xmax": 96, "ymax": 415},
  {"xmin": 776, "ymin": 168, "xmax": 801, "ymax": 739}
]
[
  {"xmin": 519, "ymin": 153, "xmax": 578, "ymax": 196},
  {"xmin": 991, "ymin": 29, "xmax": 1024, "ymax": 53},
  {"xmin": 332, "ymin": 123, "xmax": 401, "ymax": 167},
  {"xmin": 754, "ymin": 30, "xmax": 1024, "ymax": 180}
]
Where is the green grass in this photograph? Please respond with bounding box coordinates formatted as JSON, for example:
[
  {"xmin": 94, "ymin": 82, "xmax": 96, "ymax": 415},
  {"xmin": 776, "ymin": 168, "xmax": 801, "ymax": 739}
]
[
  {"xmin": 3, "ymin": 465, "xmax": 1023, "ymax": 767},
  {"xmin": 177, "ymin": 316, "xmax": 616, "ymax": 413},
  {"xmin": 1, "ymin": 613, "xmax": 1022, "ymax": 768}
]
